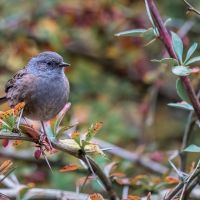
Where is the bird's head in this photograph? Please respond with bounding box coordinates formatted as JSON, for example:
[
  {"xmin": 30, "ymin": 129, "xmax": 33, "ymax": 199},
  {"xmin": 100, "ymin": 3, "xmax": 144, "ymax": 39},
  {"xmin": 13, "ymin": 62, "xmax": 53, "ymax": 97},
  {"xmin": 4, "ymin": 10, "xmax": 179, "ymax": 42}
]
[{"xmin": 27, "ymin": 51, "xmax": 70, "ymax": 74}]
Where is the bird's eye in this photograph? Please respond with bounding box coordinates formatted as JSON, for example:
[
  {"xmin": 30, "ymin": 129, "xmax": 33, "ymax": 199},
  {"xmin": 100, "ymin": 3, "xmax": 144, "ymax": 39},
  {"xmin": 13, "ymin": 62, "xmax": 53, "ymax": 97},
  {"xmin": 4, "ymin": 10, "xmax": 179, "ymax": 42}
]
[{"xmin": 47, "ymin": 61, "xmax": 51, "ymax": 65}]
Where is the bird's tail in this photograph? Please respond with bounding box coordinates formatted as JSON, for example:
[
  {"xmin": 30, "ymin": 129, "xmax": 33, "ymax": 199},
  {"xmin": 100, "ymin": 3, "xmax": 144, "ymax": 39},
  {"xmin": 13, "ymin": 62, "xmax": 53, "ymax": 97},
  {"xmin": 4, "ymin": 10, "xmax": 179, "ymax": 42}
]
[{"xmin": 0, "ymin": 96, "xmax": 7, "ymax": 105}]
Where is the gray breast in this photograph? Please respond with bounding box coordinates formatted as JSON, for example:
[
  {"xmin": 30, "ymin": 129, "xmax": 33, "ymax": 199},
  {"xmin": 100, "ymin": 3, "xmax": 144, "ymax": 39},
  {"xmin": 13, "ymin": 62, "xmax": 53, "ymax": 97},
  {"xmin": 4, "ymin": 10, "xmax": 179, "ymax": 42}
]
[{"xmin": 24, "ymin": 74, "xmax": 69, "ymax": 121}]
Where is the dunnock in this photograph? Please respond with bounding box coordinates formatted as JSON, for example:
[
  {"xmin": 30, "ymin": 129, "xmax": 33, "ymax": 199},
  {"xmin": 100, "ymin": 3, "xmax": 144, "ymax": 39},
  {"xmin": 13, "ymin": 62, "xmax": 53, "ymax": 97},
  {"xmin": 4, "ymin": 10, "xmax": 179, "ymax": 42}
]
[{"xmin": 0, "ymin": 51, "xmax": 70, "ymax": 141}]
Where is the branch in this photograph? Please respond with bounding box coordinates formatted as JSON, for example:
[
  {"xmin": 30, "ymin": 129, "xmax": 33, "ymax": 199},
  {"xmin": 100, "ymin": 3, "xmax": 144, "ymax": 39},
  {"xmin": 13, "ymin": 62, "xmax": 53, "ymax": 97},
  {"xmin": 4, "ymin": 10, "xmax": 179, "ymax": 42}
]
[
  {"xmin": 0, "ymin": 132, "xmax": 118, "ymax": 200},
  {"xmin": 93, "ymin": 138, "xmax": 168, "ymax": 175},
  {"xmin": 184, "ymin": 0, "xmax": 200, "ymax": 16},
  {"xmin": 0, "ymin": 187, "xmax": 90, "ymax": 200},
  {"xmin": 146, "ymin": 0, "xmax": 200, "ymax": 120}
]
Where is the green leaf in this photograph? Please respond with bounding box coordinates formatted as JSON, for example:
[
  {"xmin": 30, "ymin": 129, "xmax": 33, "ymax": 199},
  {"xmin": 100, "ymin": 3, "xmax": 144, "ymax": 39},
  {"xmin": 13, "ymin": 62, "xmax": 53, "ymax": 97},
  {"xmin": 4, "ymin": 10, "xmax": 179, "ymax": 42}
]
[
  {"xmin": 185, "ymin": 56, "xmax": 200, "ymax": 65},
  {"xmin": 164, "ymin": 18, "xmax": 172, "ymax": 26},
  {"xmin": 185, "ymin": 43, "xmax": 198, "ymax": 63},
  {"xmin": 143, "ymin": 27, "xmax": 158, "ymax": 42},
  {"xmin": 184, "ymin": 144, "xmax": 200, "ymax": 153},
  {"xmin": 151, "ymin": 58, "xmax": 178, "ymax": 66},
  {"xmin": 171, "ymin": 32, "xmax": 183, "ymax": 63},
  {"xmin": 115, "ymin": 29, "xmax": 146, "ymax": 37},
  {"xmin": 168, "ymin": 102, "xmax": 194, "ymax": 111},
  {"xmin": 176, "ymin": 78, "xmax": 190, "ymax": 102},
  {"xmin": 17, "ymin": 186, "xmax": 29, "ymax": 200},
  {"xmin": 172, "ymin": 66, "xmax": 192, "ymax": 76}
]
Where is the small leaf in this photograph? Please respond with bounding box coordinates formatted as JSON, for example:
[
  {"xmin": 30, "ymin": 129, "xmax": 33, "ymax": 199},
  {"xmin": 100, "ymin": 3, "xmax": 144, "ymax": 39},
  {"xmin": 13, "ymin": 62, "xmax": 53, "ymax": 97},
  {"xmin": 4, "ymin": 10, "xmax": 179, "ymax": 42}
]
[
  {"xmin": 168, "ymin": 102, "xmax": 194, "ymax": 111},
  {"xmin": 185, "ymin": 43, "xmax": 198, "ymax": 63},
  {"xmin": 164, "ymin": 18, "xmax": 172, "ymax": 26},
  {"xmin": 59, "ymin": 164, "xmax": 79, "ymax": 172},
  {"xmin": 172, "ymin": 66, "xmax": 192, "ymax": 76},
  {"xmin": 0, "ymin": 160, "xmax": 13, "ymax": 174},
  {"xmin": 171, "ymin": 32, "xmax": 183, "ymax": 63},
  {"xmin": 59, "ymin": 139, "xmax": 80, "ymax": 151},
  {"xmin": 1, "ymin": 139, "xmax": 9, "ymax": 147},
  {"xmin": 165, "ymin": 176, "xmax": 179, "ymax": 184},
  {"xmin": 85, "ymin": 122, "xmax": 103, "ymax": 143},
  {"xmin": 12, "ymin": 140, "xmax": 23, "ymax": 147},
  {"xmin": 127, "ymin": 195, "xmax": 141, "ymax": 200},
  {"xmin": 89, "ymin": 193, "xmax": 104, "ymax": 200},
  {"xmin": 84, "ymin": 143, "xmax": 105, "ymax": 156},
  {"xmin": 17, "ymin": 186, "xmax": 30, "ymax": 200},
  {"xmin": 20, "ymin": 124, "xmax": 40, "ymax": 141},
  {"xmin": 184, "ymin": 144, "xmax": 200, "ymax": 153},
  {"xmin": 71, "ymin": 131, "xmax": 81, "ymax": 146},
  {"xmin": 176, "ymin": 78, "xmax": 190, "ymax": 102},
  {"xmin": 34, "ymin": 149, "xmax": 42, "ymax": 160},
  {"xmin": 185, "ymin": 56, "xmax": 200, "ymax": 65},
  {"xmin": 115, "ymin": 29, "xmax": 146, "ymax": 37},
  {"xmin": 151, "ymin": 58, "xmax": 178, "ymax": 66},
  {"xmin": 110, "ymin": 172, "xmax": 126, "ymax": 178},
  {"xmin": 143, "ymin": 28, "xmax": 157, "ymax": 42}
]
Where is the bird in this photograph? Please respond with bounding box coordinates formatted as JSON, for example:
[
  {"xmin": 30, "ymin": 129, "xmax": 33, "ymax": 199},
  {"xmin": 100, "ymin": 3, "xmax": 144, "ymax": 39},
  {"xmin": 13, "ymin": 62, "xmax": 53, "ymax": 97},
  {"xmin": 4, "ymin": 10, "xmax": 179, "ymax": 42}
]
[{"xmin": 0, "ymin": 51, "xmax": 70, "ymax": 144}]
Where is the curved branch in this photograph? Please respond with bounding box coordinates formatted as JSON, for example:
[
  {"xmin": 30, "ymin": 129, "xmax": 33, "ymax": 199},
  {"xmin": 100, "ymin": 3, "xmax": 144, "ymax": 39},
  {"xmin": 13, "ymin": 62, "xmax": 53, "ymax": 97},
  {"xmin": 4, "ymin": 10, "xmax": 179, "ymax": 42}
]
[{"xmin": 0, "ymin": 132, "xmax": 118, "ymax": 200}]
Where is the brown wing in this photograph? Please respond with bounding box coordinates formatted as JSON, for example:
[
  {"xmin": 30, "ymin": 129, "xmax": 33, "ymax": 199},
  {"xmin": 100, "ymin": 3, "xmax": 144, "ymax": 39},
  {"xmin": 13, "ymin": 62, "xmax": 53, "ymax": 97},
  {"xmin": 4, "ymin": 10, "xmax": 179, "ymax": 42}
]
[{"xmin": 5, "ymin": 69, "xmax": 37, "ymax": 107}]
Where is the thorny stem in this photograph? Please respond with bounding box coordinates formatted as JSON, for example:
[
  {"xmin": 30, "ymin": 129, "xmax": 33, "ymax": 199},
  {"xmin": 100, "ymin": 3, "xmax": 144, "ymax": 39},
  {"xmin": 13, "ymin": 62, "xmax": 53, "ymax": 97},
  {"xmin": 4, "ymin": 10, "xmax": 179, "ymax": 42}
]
[
  {"xmin": 146, "ymin": 0, "xmax": 200, "ymax": 120},
  {"xmin": 146, "ymin": 0, "xmax": 200, "ymax": 199}
]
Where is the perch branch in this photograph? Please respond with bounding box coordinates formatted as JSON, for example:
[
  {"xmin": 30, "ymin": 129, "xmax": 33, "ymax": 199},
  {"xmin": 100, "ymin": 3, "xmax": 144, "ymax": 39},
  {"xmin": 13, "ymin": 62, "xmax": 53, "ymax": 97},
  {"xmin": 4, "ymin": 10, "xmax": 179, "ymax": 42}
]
[{"xmin": 0, "ymin": 132, "xmax": 118, "ymax": 200}]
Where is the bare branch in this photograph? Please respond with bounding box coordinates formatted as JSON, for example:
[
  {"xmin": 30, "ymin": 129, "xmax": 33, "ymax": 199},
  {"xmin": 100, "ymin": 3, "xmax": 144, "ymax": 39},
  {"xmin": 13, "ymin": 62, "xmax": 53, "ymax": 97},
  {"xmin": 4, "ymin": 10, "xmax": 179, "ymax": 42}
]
[{"xmin": 184, "ymin": 0, "xmax": 200, "ymax": 16}]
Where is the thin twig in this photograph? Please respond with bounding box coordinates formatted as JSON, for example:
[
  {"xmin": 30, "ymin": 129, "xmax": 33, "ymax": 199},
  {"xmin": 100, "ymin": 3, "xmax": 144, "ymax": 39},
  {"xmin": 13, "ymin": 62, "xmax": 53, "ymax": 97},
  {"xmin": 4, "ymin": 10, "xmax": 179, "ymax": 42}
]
[
  {"xmin": 0, "ymin": 187, "xmax": 90, "ymax": 200},
  {"xmin": 180, "ymin": 91, "xmax": 200, "ymax": 171},
  {"xmin": 184, "ymin": 0, "xmax": 200, "ymax": 16},
  {"xmin": 93, "ymin": 138, "xmax": 168, "ymax": 175}
]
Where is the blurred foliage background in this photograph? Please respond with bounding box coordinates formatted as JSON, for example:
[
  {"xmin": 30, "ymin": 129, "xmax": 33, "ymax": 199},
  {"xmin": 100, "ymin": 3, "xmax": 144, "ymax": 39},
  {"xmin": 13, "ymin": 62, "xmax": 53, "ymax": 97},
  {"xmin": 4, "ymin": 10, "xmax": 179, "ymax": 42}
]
[{"xmin": 0, "ymin": 0, "xmax": 200, "ymax": 197}]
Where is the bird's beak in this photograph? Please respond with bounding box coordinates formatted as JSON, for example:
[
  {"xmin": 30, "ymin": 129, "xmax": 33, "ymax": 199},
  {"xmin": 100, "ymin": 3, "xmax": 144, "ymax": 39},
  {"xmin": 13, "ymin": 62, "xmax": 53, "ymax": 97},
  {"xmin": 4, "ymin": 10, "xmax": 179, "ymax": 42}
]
[{"xmin": 59, "ymin": 62, "xmax": 70, "ymax": 67}]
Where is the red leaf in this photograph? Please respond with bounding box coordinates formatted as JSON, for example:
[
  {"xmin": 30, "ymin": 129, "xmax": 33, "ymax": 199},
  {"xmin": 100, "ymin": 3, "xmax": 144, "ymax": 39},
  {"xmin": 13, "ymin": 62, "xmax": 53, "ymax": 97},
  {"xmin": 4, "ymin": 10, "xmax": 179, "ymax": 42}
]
[
  {"xmin": 34, "ymin": 149, "xmax": 42, "ymax": 160},
  {"xmin": 2, "ymin": 139, "xmax": 9, "ymax": 147}
]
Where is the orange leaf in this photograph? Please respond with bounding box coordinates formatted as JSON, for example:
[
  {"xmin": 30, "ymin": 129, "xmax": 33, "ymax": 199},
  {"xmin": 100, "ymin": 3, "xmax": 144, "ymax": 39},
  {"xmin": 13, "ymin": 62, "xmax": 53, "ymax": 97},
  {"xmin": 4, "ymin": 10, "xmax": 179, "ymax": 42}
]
[
  {"xmin": 59, "ymin": 164, "xmax": 79, "ymax": 172},
  {"xmin": 0, "ymin": 102, "xmax": 25, "ymax": 120},
  {"xmin": 110, "ymin": 172, "xmax": 126, "ymax": 177},
  {"xmin": 12, "ymin": 140, "xmax": 23, "ymax": 146},
  {"xmin": 165, "ymin": 176, "xmax": 179, "ymax": 184},
  {"xmin": 14, "ymin": 102, "xmax": 25, "ymax": 115},
  {"xmin": 93, "ymin": 122, "xmax": 103, "ymax": 132},
  {"xmin": 71, "ymin": 131, "xmax": 80, "ymax": 139},
  {"xmin": 90, "ymin": 193, "xmax": 104, "ymax": 200},
  {"xmin": 20, "ymin": 124, "xmax": 40, "ymax": 141},
  {"xmin": 127, "ymin": 195, "xmax": 141, "ymax": 200},
  {"xmin": 0, "ymin": 160, "xmax": 13, "ymax": 174}
]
